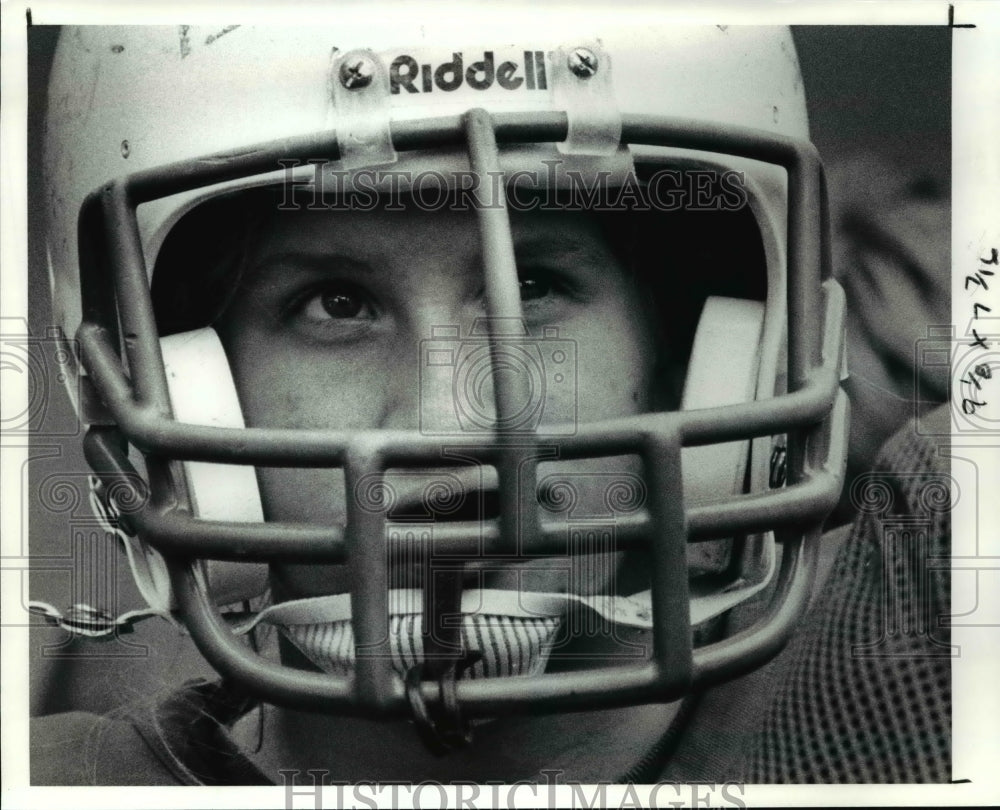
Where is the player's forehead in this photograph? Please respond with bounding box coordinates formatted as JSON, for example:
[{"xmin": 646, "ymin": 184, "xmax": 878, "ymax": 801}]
[{"xmin": 247, "ymin": 200, "xmax": 619, "ymax": 268}]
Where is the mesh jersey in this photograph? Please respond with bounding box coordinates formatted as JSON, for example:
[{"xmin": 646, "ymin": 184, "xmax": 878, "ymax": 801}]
[{"xmin": 743, "ymin": 405, "xmax": 951, "ymax": 783}]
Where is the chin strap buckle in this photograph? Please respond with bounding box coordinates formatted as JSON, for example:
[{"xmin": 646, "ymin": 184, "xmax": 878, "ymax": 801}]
[
  {"xmin": 405, "ymin": 564, "xmax": 482, "ymax": 754},
  {"xmin": 404, "ymin": 651, "xmax": 483, "ymax": 755}
]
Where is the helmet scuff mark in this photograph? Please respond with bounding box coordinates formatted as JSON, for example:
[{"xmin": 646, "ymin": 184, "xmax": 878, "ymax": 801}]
[{"xmin": 205, "ymin": 25, "xmax": 240, "ymax": 46}]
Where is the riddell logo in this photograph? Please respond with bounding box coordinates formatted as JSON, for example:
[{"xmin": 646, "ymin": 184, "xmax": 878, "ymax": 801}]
[{"xmin": 390, "ymin": 51, "xmax": 548, "ymax": 94}]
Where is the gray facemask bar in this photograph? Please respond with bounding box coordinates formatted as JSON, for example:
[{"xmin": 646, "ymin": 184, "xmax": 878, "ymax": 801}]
[{"xmin": 76, "ymin": 108, "xmax": 848, "ymax": 731}]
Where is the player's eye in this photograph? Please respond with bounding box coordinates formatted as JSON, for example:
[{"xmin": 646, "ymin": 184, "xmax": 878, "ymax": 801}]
[
  {"xmin": 518, "ymin": 267, "xmax": 576, "ymax": 304},
  {"xmin": 300, "ymin": 284, "xmax": 373, "ymax": 321},
  {"xmin": 518, "ymin": 271, "xmax": 553, "ymax": 302}
]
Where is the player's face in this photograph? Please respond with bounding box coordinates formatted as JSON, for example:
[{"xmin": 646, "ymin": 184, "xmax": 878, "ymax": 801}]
[{"xmin": 217, "ymin": 200, "xmax": 659, "ymax": 600}]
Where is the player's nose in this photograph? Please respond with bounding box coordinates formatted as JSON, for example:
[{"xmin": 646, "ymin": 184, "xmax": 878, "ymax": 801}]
[{"xmin": 377, "ymin": 310, "xmax": 500, "ymax": 434}]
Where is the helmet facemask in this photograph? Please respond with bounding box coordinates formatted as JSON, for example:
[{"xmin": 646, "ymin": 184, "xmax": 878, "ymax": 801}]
[{"xmin": 44, "ymin": 26, "xmax": 848, "ymax": 752}]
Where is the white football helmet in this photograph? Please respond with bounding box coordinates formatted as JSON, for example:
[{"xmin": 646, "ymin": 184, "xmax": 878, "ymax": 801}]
[{"xmin": 41, "ymin": 12, "xmax": 847, "ymax": 748}]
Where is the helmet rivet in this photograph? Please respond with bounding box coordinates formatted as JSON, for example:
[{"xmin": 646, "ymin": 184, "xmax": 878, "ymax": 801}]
[
  {"xmin": 120, "ymin": 140, "xmax": 130, "ymax": 159},
  {"xmin": 339, "ymin": 54, "xmax": 375, "ymax": 90},
  {"xmin": 567, "ymin": 47, "xmax": 598, "ymax": 78}
]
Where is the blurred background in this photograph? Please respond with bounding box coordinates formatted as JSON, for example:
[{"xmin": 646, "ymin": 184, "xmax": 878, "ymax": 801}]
[{"xmin": 21, "ymin": 25, "xmax": 951, "ymax": 716}]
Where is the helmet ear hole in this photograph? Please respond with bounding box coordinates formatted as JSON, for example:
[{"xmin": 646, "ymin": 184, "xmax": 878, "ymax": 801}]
[{"xmin": 159, "ymin": 327, "xmax": 269, "ymax": 606}]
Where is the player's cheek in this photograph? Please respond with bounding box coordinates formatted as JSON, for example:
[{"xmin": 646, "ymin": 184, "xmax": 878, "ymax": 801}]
[
  {"xmin": 231, "ymin": 331, "xmax": 387, "ymax": 429},
  {"xmin": 573, "ymin": 326, "xmax": 654, "ymax": 422},
  {"xmin": 256, "ymin": 466, "xmax": 348, "ymax": 523},
  {"xmin": 256, "ymin": 466, "xmax": 351, "ymax": 599}
]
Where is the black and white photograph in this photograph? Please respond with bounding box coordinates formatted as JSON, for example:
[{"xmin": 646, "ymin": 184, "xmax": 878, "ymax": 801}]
[{"xmin": 2, "ymin": 2, "xmax": 998, "ymax": 806}]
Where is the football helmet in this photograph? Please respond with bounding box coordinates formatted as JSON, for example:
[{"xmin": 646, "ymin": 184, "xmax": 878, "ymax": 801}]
[{"xmin": 40, "ymin": 13, "xmax": 847, "ymax": 747}]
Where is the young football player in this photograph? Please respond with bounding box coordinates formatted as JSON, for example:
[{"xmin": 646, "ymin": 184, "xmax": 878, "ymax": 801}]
[{"xmin": 30, "ymin": 14, "xmax": 950, "ymax": 787}]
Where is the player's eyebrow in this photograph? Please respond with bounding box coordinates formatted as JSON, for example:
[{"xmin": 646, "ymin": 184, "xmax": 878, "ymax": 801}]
[
  {"xmin": 513, "ymin": 232, "xmax": 612, "ymax": 267},
  {"xmin": 247, "ymin": 251, "xmax": 376, "ymax": 278}
]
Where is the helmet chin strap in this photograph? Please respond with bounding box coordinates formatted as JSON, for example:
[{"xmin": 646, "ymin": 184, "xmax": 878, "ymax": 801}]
[{"xmin": 229, "ymin": 542, "xmax": 775, "ymax": 670}]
